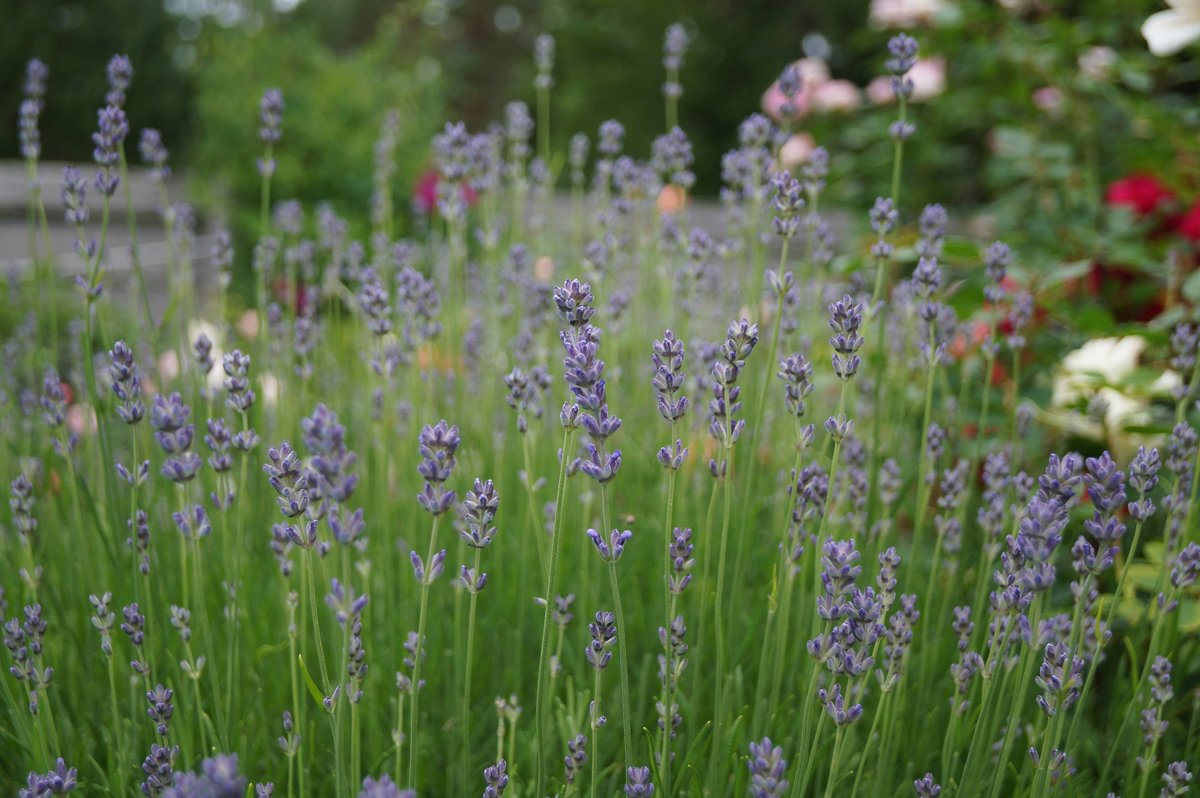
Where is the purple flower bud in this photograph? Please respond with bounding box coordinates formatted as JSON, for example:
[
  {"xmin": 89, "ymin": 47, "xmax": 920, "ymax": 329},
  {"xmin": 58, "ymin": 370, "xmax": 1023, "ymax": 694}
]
[
  {"xmin": 259, "ymin": 88, "xmax": 284, "ymax": 145},
  {"xmin": 586, "ymin": 527, "xmax": 633, "ymax": 563},
  {"xmin": 748, "ymin": 737, "xmax": 789, "ymax": 798},
  {"xmin": 913, "ymin": 773, "xmax": 941, "ymax": 797},
  {"xmin": 585, "ymin": 611, "xmax": 616, "ymax": 670}
]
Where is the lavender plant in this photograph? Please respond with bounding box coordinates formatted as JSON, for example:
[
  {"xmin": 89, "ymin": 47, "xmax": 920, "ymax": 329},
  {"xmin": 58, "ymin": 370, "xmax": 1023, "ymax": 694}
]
[{"xmin": 1, "ymin": 27, "xmax": 1196, "ymax": 798}]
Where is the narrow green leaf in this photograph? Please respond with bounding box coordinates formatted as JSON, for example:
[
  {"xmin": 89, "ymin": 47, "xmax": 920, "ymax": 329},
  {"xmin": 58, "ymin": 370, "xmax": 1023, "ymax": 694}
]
[{"xmin": 299, "ymin": 654, "xmax": 325, "ymax": 710}]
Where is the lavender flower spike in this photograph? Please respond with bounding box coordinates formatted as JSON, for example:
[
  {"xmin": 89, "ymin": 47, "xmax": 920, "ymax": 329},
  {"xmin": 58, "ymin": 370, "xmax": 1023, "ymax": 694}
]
[
  {"xmin": 417, "ymin": 420, "xmax": 460, "ymax": 515},
  {"xmin": 482, "ymin": 759, "xmax": 509, "ymax": 797},
  {"xmin": 586, "ymin": 527, "xmax": 633, "ymax": 562},
  {"xmin": 22, "ymin": 758, "xmax": 77, "ymax": 796},
  {"xmin": 748, "ymin": 737, "xmax": 789, "ymax": 798},
  {"xmin": 358, "ymin": 773, "xmax": 413, "ymax": 798},
  {"xmin": 624, "ymin": 766, "xmax": 655, "ymax": 797},
  {"xmin": 913, "ymin": 773, "xmax": 942, "ymax": 797}
]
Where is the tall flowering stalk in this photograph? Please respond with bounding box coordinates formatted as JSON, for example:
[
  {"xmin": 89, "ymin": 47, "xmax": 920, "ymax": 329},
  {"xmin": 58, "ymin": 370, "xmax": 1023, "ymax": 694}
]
[
  {"xmin": 408, "ymin": 419, "xmax": 458, "ymax": 788},
  {"xmin": 534, "ymin": 279, "xmax": 593, "ymax": 795},
  {"xmin": 885, "ymin": 33, "xmax": 918, "ymax": 209},
  {"xmin": 257, "ymin": 87, "xmax": 284, "ymax": 349},
  {"xmin": 559, "ymin": 277, "xmax": 632, "ymax": 767},
  {"xmin": 1066, "ymin": 448, "xmax": 1158, "ymax": 761},
  {"xmin": 584, "ymin": 609, "xmax": 616, "ymax": 797},
  {"xmin": 534, "ymin": 34, "xmax": 554, "ymax": 167},
  {"xmin": 908, "ymin": 222, "xmax": 948, "ymax": 565},
  {"xmin": 106, "ymin": 54, "xmax": 153, "ymax": 328},
  {"xmin": 264, "ymin": 440, "xmax": 327, "ymax": 790},
  {"xmin": 326, "ymin": 578, "xmax": 368, "ymax": 794},
  {"xmin": 458, "ymin": 478, "xmax": 500, "ymax": 780},
  {"xmin": 651, "ymin": 330, "xmax": 688, "ymax": 793},
  {"xmin": 759, "ymin": 353, "xmax": 816, "ymax": 722},
  {"xmin": 735, "ymin": 172, "xmax": 803, "ymax": 624},
  {"xmin": 19, "ymin": 59, "xmax": 58, "ymax": 348},
  {"xmin": 662, "ymin": 23, "xmax": 689, "ymax": 131},
  {"xmin": 708, "ymin": 317, "xmax": 758, "ymax": 771}
]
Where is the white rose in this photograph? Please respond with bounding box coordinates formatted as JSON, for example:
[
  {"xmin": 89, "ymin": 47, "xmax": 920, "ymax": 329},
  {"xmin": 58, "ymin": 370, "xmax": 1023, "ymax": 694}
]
[
  {"xmin": 1061, "ymin": 336, "xmax": 1145, "ymax": 385},
  {"xmin": 1142, "ymin": 0, "xmax": 1200, "ymax": 56}
]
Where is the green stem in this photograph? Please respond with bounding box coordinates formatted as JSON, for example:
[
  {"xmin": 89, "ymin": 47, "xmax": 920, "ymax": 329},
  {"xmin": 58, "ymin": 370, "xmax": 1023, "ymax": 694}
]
[
  {"xmin": 823, "ymin": 725, "xmax": 847, "ymax": 798},
  {"xmin": 910, "ymin": 330, "xmax": 939, "ymax": 563},
  {"xmin": 462, "ymin": 547, "xmax": 482, "ymax": 782},
  {"xmin": 608, "ymin": 558, "xmax": 634, "ymax": 769},
  {"xmin": 591, "ymin": 666, "xmax": 603, "ymax": 798},
  {"xmin": 119, "ymin": 145, "xmax": 153, "ymax": 329},
  {"xmin": 408, "ymin": 512, "xmax": 442, "ymax": 789},
  {"xmin": 535, "ymin": 427, "xmax": 575, "ymax": 796}
]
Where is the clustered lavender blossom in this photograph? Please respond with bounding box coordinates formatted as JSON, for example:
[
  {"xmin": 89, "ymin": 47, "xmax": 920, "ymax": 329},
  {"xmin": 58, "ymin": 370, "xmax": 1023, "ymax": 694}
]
[
  {"xmin": 748, "ymin": 737, "xmax": 789, "ymax": 798},
  {"xmin": 140, "ymin": 128, "xmax": 170, "ymax": 184},
  {"xmin": 708, "ymin": 318, "xmax": 759, "ymax": 475},
  {"xmin": 303, "ymin": 404, "xmax": 363, "ymax": 545},
  {"xmin": 19, "ymin": 59, "xmax": 48, "ymax": 162},
  {"xmin": 504, "ymin": 365, "xmax": 552, "ymax": 434},
  {"xmin": 4, "ymin": 604, "xmax": 54, "ymax": 715},
  {"xmin": 92, "ymin": 104, "xmax": 128, "ymax": 197},
  {"xmin": 885, "ymin": 33, "xmax": 918, "ymax": 140},
  {"xmin": 257, "ymin": 88, "xmax": 284, "ymax": 180},
  {"xmin": 534, "ymin": 34, "xmax": 555, "ymax": 91},
  {"xmin": 264, "ymin": 442, "xmax": 318, "ymax": 550},
  {"xmin": 327, "ymin": 578, "xmax": 369, "ymax": 703},
  {"xmin": 152, "ymin": 393, "xmax": 202, "ymax": 484},
  {"xmin": 556, "ymin": 279, "xmax": 623, "ymax": 483},
  {"xmin": 661, "ymin": 22, "xmax": 689, "ymax": 103},
  {"xmin": 416, "ymin": 419, "xmax": 459, "ymax": 517},
  {"xmin": 20, "ymin": 758, "xmax": 77, "ymax": 797}
]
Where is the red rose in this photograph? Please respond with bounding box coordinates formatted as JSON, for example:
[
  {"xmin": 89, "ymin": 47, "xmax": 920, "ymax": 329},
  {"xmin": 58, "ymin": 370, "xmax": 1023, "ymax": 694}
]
[
  {"xmin": 1105, "ymin": 174, "xmax": 1176, "ymax": 218},
  {"xmin": 411, "ymin": 168, "xmax": 478, "ymax": 217},
  {"xmin": 1178, "ymin": 199, "xmax": 1200, "ymax": 242}
]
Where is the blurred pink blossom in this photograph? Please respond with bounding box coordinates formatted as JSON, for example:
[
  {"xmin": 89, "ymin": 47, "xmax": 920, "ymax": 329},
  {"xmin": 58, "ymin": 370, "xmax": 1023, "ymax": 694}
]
[
  {"xmin": 868, "ymin": 0, "xmax": 951, "ymax": 27},
  {"xmin": 867, "ymin": 58, "xmax": 946, "ymax": 104},
  {"xmin": 813, "ymin": 80, "xmax": 862, "ymax": 112},
  {"xmin": 761, "ymin": 58, "xmax": 831, "ymax": 122},
  {"xmin": 1077, "ymin": 46, "xmax": 1117, "ymax": 79},
  {"xmin": 67, "ymin": 404, "xmax": 97, "ymax": 438},
  {"xmin": 1032, "ymin": 86, "xmax": 1065, "ymax": 113},
  {"xmin": 779, "ymin": 132, "xmax": 817, "ymax": 170}
]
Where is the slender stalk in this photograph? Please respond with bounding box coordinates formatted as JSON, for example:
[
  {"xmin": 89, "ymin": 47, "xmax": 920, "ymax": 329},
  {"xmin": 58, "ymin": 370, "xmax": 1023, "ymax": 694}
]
[
  {"xmin": 712, "ymin": 440, "xmax": 734, "ymax": 768},
  {"xmin": 822, "ymin": 725, "xmax": 848, "ymax": 798},
  {"xmin": 521, "ymin": 430, "xmax": 548, "ymax": 580},
  {"xmin": 408, "ymin": 513, "xmax": 442, "ymax": 789},
  {"xmin": 909, "ymin": 329, "xmax": 939, "ymax": 563},
  {"xmin": 118, "ymin": 145, "xmax": 153, "ymax": 329},
  {"xmin": 591, "ymin": 667, "xmax": 603, "ymax": 798},
  {"xmin": 462, "ymin": 547, "xmax": 483, "ymax": 781},
  {"xmin": 986, "ymin": 602, "xmax": 1044, "ymax": 798},
  {"xmin": 535, "ymin": 426, "xmax": 575, "ymax": 796},
  {"xmin": 890, "ymin": 95, "xmax": 908, "ymax": 210},
  {"xmin": 1063, "ymin": 511, "xmax": 1146, "ymax": 762},
  {"xmin": 106, "ymin": 654, "xmax": 128, "ymax": 796},
  {"xmin": 608, "ymin": 559, "xmax": 633, "ymax": 768}
]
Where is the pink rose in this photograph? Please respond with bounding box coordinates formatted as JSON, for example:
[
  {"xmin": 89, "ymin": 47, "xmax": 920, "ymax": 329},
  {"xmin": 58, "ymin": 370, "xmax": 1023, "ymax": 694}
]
[
  {"xmin": 866, "ymin": 58, "xmax": 946, "ymax": 104},
  {"xmin": 869, "ymin": 0, "xmax": 950, "ymax": 27},
  {"xmin": 866, "ymin": 76, "xmax": 895, "ymax": 105},
  {"xmin": 761, "ymin": 58, "xmax": 831, "ymax": 123},
  {"xmin": 778, "ymin": 132, "xmax": 817, "ymax": 170},
  {"xmin": 812, "ymin": 80, "xmax": 861, "ymax": 113},
  {"xmin": 908, "ymin": 58, "xmax": 946, "ymax": 101},
  {"xmin": 1077, "ymin": 46, "xmax": 1117, "ymax": 80},
  {"xmin": 1032, "ymin": 86, "xmax": 1064, "ymax": 113}
]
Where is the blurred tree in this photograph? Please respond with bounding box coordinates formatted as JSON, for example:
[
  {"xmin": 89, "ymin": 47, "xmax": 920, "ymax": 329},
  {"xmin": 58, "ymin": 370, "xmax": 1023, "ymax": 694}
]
[
  {"xmin": 0, "ymin": 0, "xmax": 193, "ymax": 162},
  {"xmin": 187, "ymin": 3, "xmax": 447, "ymax": 285}
]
